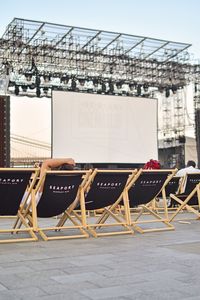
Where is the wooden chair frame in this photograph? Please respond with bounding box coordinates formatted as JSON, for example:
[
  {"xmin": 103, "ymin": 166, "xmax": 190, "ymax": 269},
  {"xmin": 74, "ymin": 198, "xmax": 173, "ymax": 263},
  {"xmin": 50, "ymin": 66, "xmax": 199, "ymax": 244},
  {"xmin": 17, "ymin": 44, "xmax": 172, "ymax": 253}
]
[
  {"xmin": 155, "ymin": 175, "xmax": 182, "ymax": 212},
  {"xmin": 58, "ymin": 169, "xmax": 137, "ymax": 237},
  {"xmin": 169, "ymin": 173, "xmax": 200, "ymax": 222},
  {"xmin": 0, "ymin": 168, "xmax": 39, "ymax": 243},
  {"xmin": 101, "ymin": 169, "xmax": 177, "ymax": 234},
  {"xmin": 25, "ymin": 170, "xmax": 92, "ymax": 241}
]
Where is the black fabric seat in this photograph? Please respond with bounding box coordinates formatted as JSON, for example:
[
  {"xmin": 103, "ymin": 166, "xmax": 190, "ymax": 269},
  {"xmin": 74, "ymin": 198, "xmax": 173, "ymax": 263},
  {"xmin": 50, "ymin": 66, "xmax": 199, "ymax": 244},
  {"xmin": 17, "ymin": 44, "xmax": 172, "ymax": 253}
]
[
  {"xmin": 29, "ymin": 170, "xmax": 91, "ymax": 241},
  {"xmin": 37, "ymin": 173, "xmax": 84, "ymax": 217},
  {"xmin": 0, "ymin": 168, "xmax": 39, "ymax": 243},
  {"xmin": 73, "ymin": 169, "xmax": 137, "ymax": 237},
  {"xmin": 169, "ymin": 173, "xmax": 200, "ymax": 221},
  {"xmin": 125, "ymin": 169, "xmax": 176, "ymax": 233}
]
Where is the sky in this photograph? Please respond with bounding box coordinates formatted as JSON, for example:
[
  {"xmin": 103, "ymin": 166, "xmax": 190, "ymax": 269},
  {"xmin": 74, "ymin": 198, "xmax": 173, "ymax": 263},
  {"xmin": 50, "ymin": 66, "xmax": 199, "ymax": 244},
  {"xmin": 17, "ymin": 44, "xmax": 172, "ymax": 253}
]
[{"xmin": 0, "ymin": 0, "xmax": 200, "ymax": 60}]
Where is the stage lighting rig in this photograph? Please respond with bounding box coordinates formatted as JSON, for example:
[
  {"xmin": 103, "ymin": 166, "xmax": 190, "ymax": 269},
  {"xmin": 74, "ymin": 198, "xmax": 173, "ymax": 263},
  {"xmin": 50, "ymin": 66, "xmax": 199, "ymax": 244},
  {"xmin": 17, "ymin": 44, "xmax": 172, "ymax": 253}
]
[{"xmin": 1, "ymin": 17, "xmax": 200, "ymax": 103}]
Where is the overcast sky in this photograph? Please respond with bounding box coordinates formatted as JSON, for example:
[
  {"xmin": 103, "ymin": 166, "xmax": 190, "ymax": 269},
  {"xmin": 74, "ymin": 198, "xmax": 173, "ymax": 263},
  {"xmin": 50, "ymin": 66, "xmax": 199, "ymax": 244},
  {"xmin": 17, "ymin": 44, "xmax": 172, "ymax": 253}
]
[{"xmin": 0, "ymin": 0, "xmax": 200, "ymax": 60}]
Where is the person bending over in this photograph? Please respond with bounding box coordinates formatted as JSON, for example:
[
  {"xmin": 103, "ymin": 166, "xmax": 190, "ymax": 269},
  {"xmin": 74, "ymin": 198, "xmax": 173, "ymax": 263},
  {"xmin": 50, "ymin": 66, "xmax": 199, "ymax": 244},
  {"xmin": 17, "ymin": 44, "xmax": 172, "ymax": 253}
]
[
  {"xmin": 39, "ymin": 158, "xmax": 75, "ymax": 180},
  {"xmin": 27, "ymin": 158, "xmax": 76, "ymax": 204}
]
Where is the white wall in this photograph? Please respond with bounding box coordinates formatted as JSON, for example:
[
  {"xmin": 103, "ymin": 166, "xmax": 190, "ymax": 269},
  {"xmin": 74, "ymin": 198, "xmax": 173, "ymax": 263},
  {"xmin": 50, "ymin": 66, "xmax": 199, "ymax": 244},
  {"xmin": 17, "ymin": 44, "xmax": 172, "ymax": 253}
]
[{"xmin": 10, "ymin": 96, "xmax": 51, "ymax": 158}]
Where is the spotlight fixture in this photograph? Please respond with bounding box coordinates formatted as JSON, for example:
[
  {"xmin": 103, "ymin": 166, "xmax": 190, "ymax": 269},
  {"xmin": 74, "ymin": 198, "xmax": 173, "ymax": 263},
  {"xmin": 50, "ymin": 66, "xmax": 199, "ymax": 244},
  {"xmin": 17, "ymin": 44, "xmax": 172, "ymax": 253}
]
[
  {"xmin": 43, "ymin": 87, "xmax": 48, "ymax": 95},
  {"xmin": 116, "ymin": 82, "xmax": 122, "ymax": 89},
  {"xmin": 178, "ymin": 135, "xmax": 186, "ymax": 144},
  {"xmin": 79, "ymin": 79, "xmax": 85, "ymax": 86},
  {"xmin": 101, "ymin": 82, "xmax": 106, "ymax": 94},
  {"xmin": 14, "ymin": 85, "xmax": 19, "ymax": 96},
  {"xmin": 158, "ymin": 86, "xmax": 164, "ymax": 93},
  {"xmin": 136, "ymin": 84, "xmax": 142, "ymax": 96},
  {"xmin": 171, "ymin": 84, "xmax": 178, "ymax": 94},
  {"xmin": 129, "ymin": 84, "xmax": 135, "ymax": 91},
  {"xmin": 25, "ymin": 72, "xmax": 33, "ymax": 81},
  {"xmin": 195, "ymin": 83, "xmax": 198, "ymax": 93},
  {"xmin": 71, "ymin": 78, "xmax": 76, "ymax": 91},
  {"xmin": 109, "ymin": 81, "xmax": 114, "ymax": 94},
  {"xmin": 36, "ymin": 87, "xmax": 41, "ymax": 97},
  {"xmin": 43, "ymin": 74, "xmax": 51, "ymax": 83},
  {"xmin": 35, "ymin": 75, "xmax": 41, "ymax": 87},
  {"xmin": 93, "ymin": 78, "xmax": 98, "ymax": 87},
  {"xmin": 143, "ymin": 83, "xmax": 149, "ymax": 92},
  {"xmin": 165, "ymin": 87, "xmax": 170, "ymax": 98},
  {"xmin": 21, "ymin": 85, "xmax": 27, "ymax": 92},
  {"xmin": 61, "ymin": 75, "xmax": 69, "ymax": 84},
  {"xmin": 29, "ymin": 83, "xmax": 36, "ymax": 90}
]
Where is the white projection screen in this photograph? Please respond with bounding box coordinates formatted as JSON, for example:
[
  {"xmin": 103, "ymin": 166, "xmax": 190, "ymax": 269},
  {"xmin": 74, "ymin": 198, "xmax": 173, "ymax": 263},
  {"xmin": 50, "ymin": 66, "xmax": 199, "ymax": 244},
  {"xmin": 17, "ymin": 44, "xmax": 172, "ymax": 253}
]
[{"xmin": 52, "ymin": 91, "xmax": 158, "ymax": 164}]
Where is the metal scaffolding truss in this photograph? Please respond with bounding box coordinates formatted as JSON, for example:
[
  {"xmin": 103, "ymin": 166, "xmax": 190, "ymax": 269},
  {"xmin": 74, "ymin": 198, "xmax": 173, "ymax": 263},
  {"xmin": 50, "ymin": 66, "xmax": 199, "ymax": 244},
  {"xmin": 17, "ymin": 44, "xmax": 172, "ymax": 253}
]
[{"xmin": 0, "ymin": 17, "xmax": 194, "ymax": 91}]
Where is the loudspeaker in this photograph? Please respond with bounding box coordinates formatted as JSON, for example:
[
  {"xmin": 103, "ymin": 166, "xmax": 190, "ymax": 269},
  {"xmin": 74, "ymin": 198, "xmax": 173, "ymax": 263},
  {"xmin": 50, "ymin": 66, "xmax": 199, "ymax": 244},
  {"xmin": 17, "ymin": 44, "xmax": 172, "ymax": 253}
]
[
  {"xmin": 195, "ymin": 108, "xmax": 200, "ymax": 168},
  {"xmin": 0, "ymin": 96, "xmax": 10, "ymax": 167}
]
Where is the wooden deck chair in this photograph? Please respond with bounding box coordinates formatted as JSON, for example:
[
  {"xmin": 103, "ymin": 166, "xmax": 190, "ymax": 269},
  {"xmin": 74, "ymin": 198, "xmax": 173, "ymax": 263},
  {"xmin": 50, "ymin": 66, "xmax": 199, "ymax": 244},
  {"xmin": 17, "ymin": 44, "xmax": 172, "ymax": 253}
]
[
  {"xmin": 169, "ymin": 173, "xmax": 200, "ymax": 222},
  {"xmin": 124, "ymin": 169, "xmax": 177, "ymax": 233},
  {"xmin": 156, "ymin": 176, "xmax": 181, "ymax": 208},
  {"xmin": 67, "ymin": 169, "xmax": 137, "ymax": 237},
  {"xmin": 0, "ymin": 168, "xmax": 39, "ymax": 243},
  {"xmin": 29, "ymin": 170, "xmax": 91, "ymax": 241}
]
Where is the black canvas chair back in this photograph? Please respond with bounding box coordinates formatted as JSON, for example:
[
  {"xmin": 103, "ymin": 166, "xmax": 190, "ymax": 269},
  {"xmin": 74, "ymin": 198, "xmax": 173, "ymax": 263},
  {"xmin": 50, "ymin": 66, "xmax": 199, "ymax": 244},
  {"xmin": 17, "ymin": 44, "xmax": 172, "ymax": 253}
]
[
  {"xmin": 28, "ymin": 170, "xmax": 91, "ymax": 241},
  {"xmin": 128, "ymin": 171, "xmax": 172, "ymax": 207},
  {"xmin": 184, "ymin": 173, "xmax": 200, "ymax": 194},
  {"xmin": 84, "ymin": 172, "xmax": 131, "ymax": 210},
  {"xmin": 0, "ymin": 168, "xmax": 39, "ymax": 243},
  {"xmin": 0, "ymin": 170, "xmax": 33, "ymax": 215},
  {"xmin": 157, "ymin": 176, "xmax": 180, "ymax": 198},
  {"xmin": 124, "ymin": 169, "xmax": 176, "ymax": 233},
  {"xmin": 37, "ymin": 172, "xmax": 84, "ymax": 217},
  {"xmin": 174, "ymin": 173, "xmax": 200, "ymax": 206},
  {"xmin": 169, "ymin": 174, "xmax": 200, "ymax": 222},
  {"xmin": 165, "ymin": 177, "xmax": 180, "ymax": 196},
  {"xmin": 77, "ymin": 169, "xmax": 136, "ymax": 237}
]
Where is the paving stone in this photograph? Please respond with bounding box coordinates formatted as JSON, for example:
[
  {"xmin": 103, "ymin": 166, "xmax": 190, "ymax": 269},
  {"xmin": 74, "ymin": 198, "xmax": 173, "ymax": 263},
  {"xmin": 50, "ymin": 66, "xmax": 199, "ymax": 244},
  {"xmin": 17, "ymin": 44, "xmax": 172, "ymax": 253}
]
[
  {"xmin": 0, "ymin": 282, "xmax": 7, "ymax": 291},
  {"xmin": 40, "ymin": 281, "xmax": 99, "ymax": 295},
  {"xmin": 0, "ymin": 286, "xmax": 46, "ymax": 299},
  {"xmin": 24, "ymin": 292, "xmax": 91, "ymax": 300},
  {"xmin": 51, "ymin": 272, "xmax": 105, "ymax": 284},
  {"xmin": 79, "ymin": 284, "xmax": 142, "ymax": 299}
]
